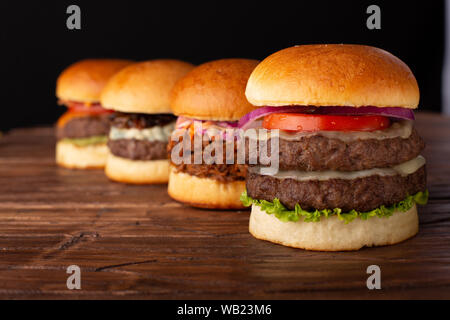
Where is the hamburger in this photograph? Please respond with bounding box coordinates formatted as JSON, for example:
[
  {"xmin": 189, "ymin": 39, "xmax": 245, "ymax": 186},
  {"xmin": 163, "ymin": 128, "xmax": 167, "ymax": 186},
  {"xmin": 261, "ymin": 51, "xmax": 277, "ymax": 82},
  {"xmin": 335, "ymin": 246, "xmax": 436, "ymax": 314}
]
[
  {"xmin": 100, "ymin": 59, "xmax": 194, "ymax": 184},
  {"xmin": 168, "ymin": 59, "xmax": 259, "ymax": 208},
  {"xmin": 56, "ymin": 59, "xmax": 133, "ymax": 169},
  {"xmin": 240, "ymin": 44, "xmax": 428, "ymax": 251}
]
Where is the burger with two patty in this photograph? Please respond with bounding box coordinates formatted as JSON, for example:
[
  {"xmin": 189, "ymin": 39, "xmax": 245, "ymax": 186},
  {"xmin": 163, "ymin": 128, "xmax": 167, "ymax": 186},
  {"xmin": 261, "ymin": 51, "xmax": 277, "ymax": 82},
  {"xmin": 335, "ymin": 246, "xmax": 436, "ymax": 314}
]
[
  {"xmin": 168, "ymin": 59, "xmax": 259, "ymax": 208},
  {"xmin": 55, "ymin": 59, "xmax": 133, "ymax": 169},
  {"xmin": 240, "ymin": 44, "xmax": 428, "ymax": 251},
  {"xmin": 100, "ymin": 59, "xmax": 194, "ymax": 184}
]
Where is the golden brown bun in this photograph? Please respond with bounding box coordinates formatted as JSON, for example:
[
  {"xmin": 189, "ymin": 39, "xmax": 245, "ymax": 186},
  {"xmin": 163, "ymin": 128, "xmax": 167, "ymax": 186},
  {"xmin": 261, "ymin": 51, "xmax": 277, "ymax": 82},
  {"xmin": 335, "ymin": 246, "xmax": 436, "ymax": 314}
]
[
  {"xmin": 56, "ymin": 59, "xmax": 133, "ymax": 103},
  {"xmin": 171, "ymin": 59, "xmax": 260, "ymax": 120},
  {"xmin": 56, "ymin": 140, "xmax": 108, "ymax": 169},
  {"xmin": 246, "ymin": 44, "xmax": 420, "ymax": 109},
  {"xmin": 168, "ymin": 166, "xmax": 246, "ymax": 209},
  {"xmin": 105, "ymin": 153, "xmax": 169, "ymax": 184},
  {"xmin": 101, "ymin": 60, "xmax": 194, "ymax": 114},
  {"xmin": 249, "ymin": 204, "xmax": 419, "ymax": 251}
]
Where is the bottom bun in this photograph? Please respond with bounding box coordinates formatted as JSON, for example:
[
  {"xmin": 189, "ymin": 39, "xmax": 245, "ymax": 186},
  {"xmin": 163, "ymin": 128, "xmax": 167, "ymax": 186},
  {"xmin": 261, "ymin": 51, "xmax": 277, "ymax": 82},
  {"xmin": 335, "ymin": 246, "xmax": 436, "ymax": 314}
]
[
  {"xmin": 105, "ymin": 152, "xmax": 169, "ymax": 184},
  {"xmin": 249, "ymin": 204, "xmax": 419, "ymax": 251},
  {"xmin": 168, "ymin": 166, "xmax": 246, "ymax": 209},
  {"xmin": 56, "ymin": 140, "xmax": 108, "ymax": 169}
]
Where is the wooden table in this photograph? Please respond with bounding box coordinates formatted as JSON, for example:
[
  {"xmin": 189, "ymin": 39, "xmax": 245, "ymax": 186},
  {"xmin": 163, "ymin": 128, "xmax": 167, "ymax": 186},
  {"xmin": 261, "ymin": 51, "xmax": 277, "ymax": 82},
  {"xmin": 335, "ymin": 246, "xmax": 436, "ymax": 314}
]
[{"xmin": 0, "ymin": 112, "xmax": 449, "ymax": 300}]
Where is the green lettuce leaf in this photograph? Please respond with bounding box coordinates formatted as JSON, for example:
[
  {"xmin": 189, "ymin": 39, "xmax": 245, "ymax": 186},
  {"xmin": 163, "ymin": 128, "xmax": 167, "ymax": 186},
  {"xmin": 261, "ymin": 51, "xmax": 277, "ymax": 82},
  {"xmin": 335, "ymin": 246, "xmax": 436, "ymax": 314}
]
[
  {"xmin": 61, "ymin": 135, "xmax": 107, "ymax": 147},
  {"xmin": 241, "ymin": 189, "xmax": 429, "ymax": 224}
]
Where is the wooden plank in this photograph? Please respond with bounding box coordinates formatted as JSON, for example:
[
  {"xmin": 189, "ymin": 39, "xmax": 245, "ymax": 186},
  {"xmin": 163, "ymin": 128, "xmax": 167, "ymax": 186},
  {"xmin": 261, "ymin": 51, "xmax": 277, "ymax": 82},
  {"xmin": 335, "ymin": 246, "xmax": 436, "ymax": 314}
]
[{"xmin": 0, "ymin": 112, "xmax": 449, "ymax": 299}]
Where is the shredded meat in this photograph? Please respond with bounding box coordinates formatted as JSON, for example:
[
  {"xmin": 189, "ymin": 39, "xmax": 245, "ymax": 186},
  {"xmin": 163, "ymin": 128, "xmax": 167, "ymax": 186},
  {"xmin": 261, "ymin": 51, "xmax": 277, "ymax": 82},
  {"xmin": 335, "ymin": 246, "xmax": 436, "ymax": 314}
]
[
  {"xmin": 110, "ymin": 112, "xmax": 176, "ymax": 129},
  {"xmin": 167, "ymin": 133, "xmax": 247, "ymax": 182}
]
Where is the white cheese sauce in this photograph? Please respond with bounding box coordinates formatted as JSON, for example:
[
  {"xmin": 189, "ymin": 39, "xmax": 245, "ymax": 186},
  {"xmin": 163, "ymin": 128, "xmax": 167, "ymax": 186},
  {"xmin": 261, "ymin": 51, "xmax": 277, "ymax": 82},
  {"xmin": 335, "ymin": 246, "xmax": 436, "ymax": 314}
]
[
  {"xmin": 251, "ymin": 120, "xmax": 413, "ymax": 142},
  {"xmin": 255, "ymin": 155, "xmax": 425, "ymax": 181},
  {"xmin": 109, "ymin": 122, "xmax": 175, "ymax": 142}
]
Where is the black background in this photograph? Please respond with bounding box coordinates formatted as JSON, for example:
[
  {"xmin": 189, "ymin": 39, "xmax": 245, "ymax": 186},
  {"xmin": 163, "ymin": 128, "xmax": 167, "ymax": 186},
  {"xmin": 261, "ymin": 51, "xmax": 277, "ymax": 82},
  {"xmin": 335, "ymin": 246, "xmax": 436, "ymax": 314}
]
[{"xmin": 0, "ymin": 0, "xmax": 444, "ymax": 131}]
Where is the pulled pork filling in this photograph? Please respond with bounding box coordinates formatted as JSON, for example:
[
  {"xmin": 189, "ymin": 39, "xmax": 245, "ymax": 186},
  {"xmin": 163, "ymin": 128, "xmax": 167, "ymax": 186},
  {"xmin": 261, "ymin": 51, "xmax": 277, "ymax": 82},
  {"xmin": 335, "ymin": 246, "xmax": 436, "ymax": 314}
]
[
  {"xmin": 168, "ymin": 134, "xmax": 247, "ymax": 182},
  {"xmin": 109, "ymin": 112, "xmax": 176, "ymax": 129}
]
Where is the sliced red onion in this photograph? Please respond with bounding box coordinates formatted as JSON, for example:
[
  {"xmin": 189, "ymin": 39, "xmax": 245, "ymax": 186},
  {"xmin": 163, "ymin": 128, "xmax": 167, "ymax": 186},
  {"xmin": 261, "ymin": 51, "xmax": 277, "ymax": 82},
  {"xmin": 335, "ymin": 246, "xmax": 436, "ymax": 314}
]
[
  {"xmin": 238, "ymin": 106, "xmax": 415, "ymax": 130},
  {"xmin": 238, "ymin": 106, "xmax": 315, "ymax": 130},
  {"xmin": 313, "ymin": 106, "xmax": 415, "ymax": 119},
  {"xmin": 64, "ymin": 100, "xmax": 113, "ymax": 114}
]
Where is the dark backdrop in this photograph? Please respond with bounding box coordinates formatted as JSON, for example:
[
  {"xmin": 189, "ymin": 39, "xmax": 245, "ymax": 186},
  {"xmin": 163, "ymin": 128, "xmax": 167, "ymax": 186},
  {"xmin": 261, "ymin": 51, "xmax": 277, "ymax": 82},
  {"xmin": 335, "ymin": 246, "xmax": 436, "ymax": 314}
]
[{"xmin": 0, "ymin": 0, "xmax": 444, "ymax": 131}]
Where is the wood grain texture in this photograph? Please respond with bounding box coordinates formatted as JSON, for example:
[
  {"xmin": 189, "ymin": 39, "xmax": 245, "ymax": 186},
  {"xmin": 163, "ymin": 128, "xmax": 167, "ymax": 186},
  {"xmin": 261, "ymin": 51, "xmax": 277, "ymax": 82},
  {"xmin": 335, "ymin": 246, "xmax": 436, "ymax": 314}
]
[{"xmin": 0, "ymin": 112, "xmax": 449, "ymax": 299}]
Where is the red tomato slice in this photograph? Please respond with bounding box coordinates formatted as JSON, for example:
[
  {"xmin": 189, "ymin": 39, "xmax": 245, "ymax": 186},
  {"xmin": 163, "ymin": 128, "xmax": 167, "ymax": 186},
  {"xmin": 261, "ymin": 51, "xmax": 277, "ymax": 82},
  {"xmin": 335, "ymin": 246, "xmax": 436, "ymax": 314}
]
[
  {"xmin": 66, "ymin": 101, "xmax": 113, "ymax": 115},
  {"xmin": 262, "ymin": 113, "xmax": 390, "ymax": 132}
]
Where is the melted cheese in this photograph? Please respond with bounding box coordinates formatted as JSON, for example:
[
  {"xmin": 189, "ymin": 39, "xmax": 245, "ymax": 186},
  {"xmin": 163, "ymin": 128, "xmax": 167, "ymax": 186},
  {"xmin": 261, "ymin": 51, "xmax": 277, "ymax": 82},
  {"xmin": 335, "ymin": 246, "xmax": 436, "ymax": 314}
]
[
  {"xmin": 255, "ymin": 155, "xmax": 426, "ymax": 181},
  {"xmin": 109, "ymin": 122, "xmax": 175, "ymax": 142},
  {"xmin": 252, "ymin": 120, "xmax": 413, "ymax": 142}
]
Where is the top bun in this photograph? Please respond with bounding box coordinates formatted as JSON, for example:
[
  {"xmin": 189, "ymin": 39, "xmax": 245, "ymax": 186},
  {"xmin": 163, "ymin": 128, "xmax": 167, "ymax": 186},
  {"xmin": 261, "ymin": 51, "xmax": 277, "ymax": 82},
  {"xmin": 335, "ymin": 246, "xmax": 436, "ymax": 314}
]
[
  {"xmin": 56, "ymin": 59, "xmax": 133, "ymax": 103},
  {"xmin": 171, "ymin": 59, "xmax": 260, "ymax": 120},
  {"xmin": 100, "ymin": 59, "xmax": 194, "ymax": 114},
  {"xmin": 246, "ymin": 44, "xmax": 420, "ymax": 109}
]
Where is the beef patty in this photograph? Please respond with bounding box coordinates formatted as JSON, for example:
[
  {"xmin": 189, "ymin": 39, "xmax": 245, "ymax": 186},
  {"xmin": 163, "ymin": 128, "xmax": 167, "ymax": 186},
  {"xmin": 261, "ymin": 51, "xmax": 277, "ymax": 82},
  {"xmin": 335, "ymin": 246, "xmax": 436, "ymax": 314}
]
[
  {"xmin": 108, "ymin": 139, "xmax": 168, "ymax": 161},
  {"xmin": 57, "ymin": 114, "xmax": 110, "ymax": 140},
  {"xmin": 246, "ymin": 127, "xmax": 425, "ymax": 171},
  {"xmin": 246, "ymin": 165, "xmax": 426, "ymax": 212},
  {"xmin": 172, "ymin": 163, "xmax": 247, "ymax": 182}
]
